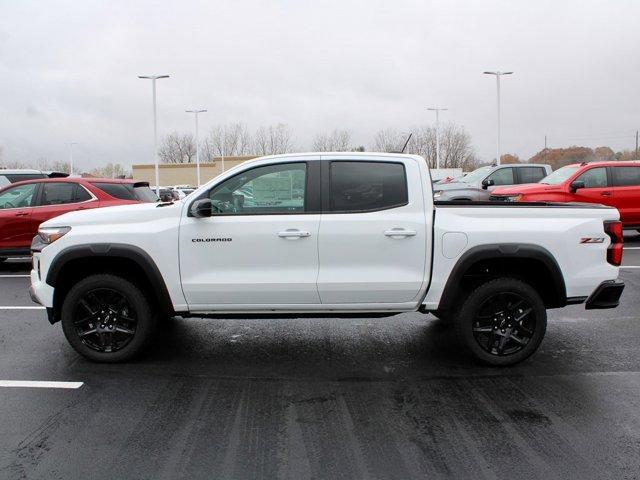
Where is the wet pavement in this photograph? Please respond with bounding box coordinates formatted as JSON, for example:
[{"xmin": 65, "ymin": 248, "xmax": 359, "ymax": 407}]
[{"xmin": 0, "ymin": 234, "xmax": 639, "ymax": 479}]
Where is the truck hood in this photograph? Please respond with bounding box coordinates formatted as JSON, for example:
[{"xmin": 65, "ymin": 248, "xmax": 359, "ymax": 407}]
[
  {"xmin": 492, "ymin": 183, "xmax": 564, "ymax": 195},
  {"xmin": 41, "ymin": 201, "xmax": 181, "ymax": 228},
  {"xmin": 433, "ymin": 182, "xmax": 475, "ymax": 192}
]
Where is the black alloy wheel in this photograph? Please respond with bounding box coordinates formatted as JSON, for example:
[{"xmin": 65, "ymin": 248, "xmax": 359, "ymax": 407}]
[
  {"xmin": 472, "ymin": 292, "xmax": 535, "ymax": 356},
  {"xmin": 72, "ymin": 288, "xmax": 138, "ymax": 353},
  {"xmin": 455, "ymin": 277, "xmax": 547, "ymax": 366},
  {"xmin": 61, "ymin": 274, "xmax": 156, "ymax": 362}
]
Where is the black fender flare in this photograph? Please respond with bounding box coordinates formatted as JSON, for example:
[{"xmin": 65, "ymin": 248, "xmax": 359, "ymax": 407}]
[
  {"xmin": 437, "ymin": 243, "xmax": 567, "ymax": 312},
  {"xmin": 46, "ymin": 243, "xmax": 175, "ymax": 316}
]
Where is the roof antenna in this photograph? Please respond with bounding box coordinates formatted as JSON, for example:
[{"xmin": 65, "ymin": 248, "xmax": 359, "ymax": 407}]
[{"xmin": 400, "ymin": 132, "xmax": 413, "ymax": 153}]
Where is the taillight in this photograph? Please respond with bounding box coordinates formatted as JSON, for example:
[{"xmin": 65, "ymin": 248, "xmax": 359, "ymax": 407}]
[{"xmin": 604, "ymin": 220, "xmax": 623, "ymax": 266}]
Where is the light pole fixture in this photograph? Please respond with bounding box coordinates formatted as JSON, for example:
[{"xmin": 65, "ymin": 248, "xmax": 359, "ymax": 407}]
[
  {"xmin": 138, "ymin": 74, "xmax": 170, "ymax": 195},
  {"xmin": 186, "ymin": 109, "xmax": 207, "ymax": 187},
  {"xmin": 66, "ymin": 142, "xmax": 77, "ymax": 175},
  {"xmin": 483, "ymin": 71, "xmax": 513, "ymax": 165},
  {"xmin": 427, "ymin": 107, "xmax": 448, "ymax": 169}
]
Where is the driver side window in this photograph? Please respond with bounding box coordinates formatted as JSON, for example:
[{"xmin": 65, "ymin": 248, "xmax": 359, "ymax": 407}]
[
  {"xmin": 207, "ymin": 163, "xmax": 307, "ymax": 215},
  {"xmin": 575, "ymin": 167, "xmax": 607, "ymax": 188},
  {"xmin": 0, "ymin": 183, "xmax": 37, "ymax": 209},
  {"xmin": 486, "ymin": 168, "xmax": 515, "ymax": 186}
]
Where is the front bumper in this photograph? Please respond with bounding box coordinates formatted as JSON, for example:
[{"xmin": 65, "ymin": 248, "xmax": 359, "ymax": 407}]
[{"xmin": 585, "ymin": 280, "xmax": 625, "ymax": 309}]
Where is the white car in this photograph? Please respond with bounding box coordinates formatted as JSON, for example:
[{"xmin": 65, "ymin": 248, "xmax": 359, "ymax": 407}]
[
  {"xmin": 170, "ymin": 186, "xmax": 196, "ymax": 199},
  {"xmin": 29, "ymin": 152, "xmax": 625, "ymax": 365}
]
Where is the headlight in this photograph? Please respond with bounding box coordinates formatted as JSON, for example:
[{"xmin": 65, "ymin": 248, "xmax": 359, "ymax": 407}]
[
  {"xmin": 501, "ymin": 194, "xmax": 523, "ymax": 202},
  {"xmin": 433, "ymin": 191, "xmax": 443, "ymax": 198},
  {"xmin": 38, "ymin": 226, "xmax": 71, "ymax": 244}
]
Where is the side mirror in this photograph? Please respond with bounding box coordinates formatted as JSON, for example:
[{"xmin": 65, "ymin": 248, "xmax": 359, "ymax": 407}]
[
  {"xmin": 570, "ymin": 180, "xmax": 585, "ymax": 193},
  {"xmin": 190, "ymin": 198, "xmax": 213, "ymax": 218},
  {"xmin": 482, "ymin": 179, "xmax": 495, "ymax": 189}
]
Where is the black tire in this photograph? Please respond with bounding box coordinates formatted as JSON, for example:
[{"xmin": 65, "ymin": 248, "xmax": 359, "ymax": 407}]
[
  {"xmin": 454, "ymin": 277, "xmax": 547, "ymax": 366},
  {"xmin": 61, "ymin": 274, "xmax": 157, "ymax": 363},
  {"xmin": 0, "ymin": 257, "xmax": 6, "ymax": 263}
]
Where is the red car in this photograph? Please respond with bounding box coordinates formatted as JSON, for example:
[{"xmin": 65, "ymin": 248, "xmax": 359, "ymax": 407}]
[
  {"xmin": 0, "ymin": 178, "xmax": 157, "ymax": 260},
  {"xmin": 491, "ymin": 161, "xmax": 640, "ymax": 229}
]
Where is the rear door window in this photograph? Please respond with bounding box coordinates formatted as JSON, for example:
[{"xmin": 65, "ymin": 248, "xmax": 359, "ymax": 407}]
[
  {"xmin": 40, "ymin": 183, "xmax": 78, "ymax": 205},
  {"xmin": 575, "ymin": 167, "xmax": 608, "ymax": 188},
  {"xmin": 518, "ymin": 167, "xmax": 546, "ymax": 184},
  {"xmin": 328, "ymin": 161, "xmax": 407, "ymax": 212},
  {"xmin": 486, "ymin": 167, "xmax": 515, "ymax": 186},
  {"xmin": 611, "ymin": 166, "xmax": 640, "ymax": 187}
]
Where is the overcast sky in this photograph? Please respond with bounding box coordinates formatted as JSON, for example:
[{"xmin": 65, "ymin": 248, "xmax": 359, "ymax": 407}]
[{"xmin": 1, "ymin": 0, "xmax": 639, "ymax": 170}]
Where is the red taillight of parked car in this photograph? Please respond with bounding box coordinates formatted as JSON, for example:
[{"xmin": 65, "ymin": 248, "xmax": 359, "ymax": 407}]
[{"xmin": 604, "ymin": 220, "xmax": 623, "ymax": 266}]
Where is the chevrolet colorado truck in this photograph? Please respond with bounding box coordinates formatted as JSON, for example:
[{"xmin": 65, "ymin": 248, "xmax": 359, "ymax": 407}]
[{"xmin": 29, "ymin": 153, "xmax": 625, "ymax": 366}]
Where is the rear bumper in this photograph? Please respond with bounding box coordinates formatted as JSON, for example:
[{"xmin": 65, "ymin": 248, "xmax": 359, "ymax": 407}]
[{"xmin": 585, "ymin": 280, "xmax": 625, "ymax": 309}]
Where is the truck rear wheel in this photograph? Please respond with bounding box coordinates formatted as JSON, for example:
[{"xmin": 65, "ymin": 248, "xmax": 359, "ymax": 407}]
[
  {"xmin": 455, "ymin": 278, "xmax": 547, "ymax": 366},
  {"xmin": 61, "ymin": 274, "xmax": 157, "ymax": 363}
]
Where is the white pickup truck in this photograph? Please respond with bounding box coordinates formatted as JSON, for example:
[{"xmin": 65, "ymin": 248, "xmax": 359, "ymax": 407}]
[{"xmin": 29, "ymin": 153, "xmax": 625, "ymax": 366}]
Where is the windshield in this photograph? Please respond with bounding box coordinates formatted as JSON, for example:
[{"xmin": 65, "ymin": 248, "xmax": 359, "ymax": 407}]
[
  {"xmin": 452, "ymin": 166, "xmax": 492, "ymax": 184},
  {"xmin": 539, "ymin": 165, "xmax": 580, "ymax": 185}
]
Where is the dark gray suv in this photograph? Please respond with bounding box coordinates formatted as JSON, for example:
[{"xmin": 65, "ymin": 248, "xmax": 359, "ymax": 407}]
[{"xmin": 433, "ymin": 164, "xmax": 552, "ymax": 202}]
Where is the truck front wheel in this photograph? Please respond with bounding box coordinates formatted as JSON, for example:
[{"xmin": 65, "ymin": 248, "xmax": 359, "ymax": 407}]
[
  {"xmin": 455, "ymin": 278, "xmax": 547, "ymax": 366},
  {"xmin": 61, "ymin": 274, "xmax": 157, "ymax": 363}
]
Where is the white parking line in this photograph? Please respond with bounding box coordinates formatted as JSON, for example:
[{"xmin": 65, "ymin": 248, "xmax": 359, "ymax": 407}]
[
  {"xmin": 621, "ymin": 266, "xmax": 640, "ymax": 269},
  {"xmin": 0, "ymin": 380, "xmax": 83, "ymax": 389},
  {"xmin": 625, "ymin": 247, "xmax": 640, "ymax": 250},
  {"xmin": 0, "ymin": 275, "xmax": 30, "ymax": 278},
  {"xmin": 0, "ymin": 306, "xmax": 45, "ymax": 310}
]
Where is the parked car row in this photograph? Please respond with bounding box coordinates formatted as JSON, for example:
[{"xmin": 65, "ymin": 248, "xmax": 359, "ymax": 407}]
[
  {"xmin": 0, "ymin": 177, "xmax": 157, "ymax": 260},
  {"xmin": 490, "ymin": 161, "xmax": 640, "ymax": 230},
  {"xmin": 435, "ymin": 160, "xmax": 640, "ymax": 230},
  {"xmin": 153, "ymin": 185, "xmax": 196, "ymax": 202}
]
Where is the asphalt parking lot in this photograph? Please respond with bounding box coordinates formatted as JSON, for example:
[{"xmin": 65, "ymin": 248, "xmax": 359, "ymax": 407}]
[{"xmin": 1, "ymin": 235, "xmax": 640, "ymax": 480}]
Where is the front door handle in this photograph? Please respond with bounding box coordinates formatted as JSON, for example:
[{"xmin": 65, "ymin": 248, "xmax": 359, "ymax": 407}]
[
  {"xmin": 600, "ymin": 191, "xmax": 612, "ymax": 197},
  {"xmin": 278, "ymin": 229, "xmax": 311, "ymax": 238},
  {"xmin": 14, "ymin": 211, "xmax": 28, "ymax": 217},
  {"xmin": 384, "ymin": 228, "xmax": 417, "ymax": 237}
]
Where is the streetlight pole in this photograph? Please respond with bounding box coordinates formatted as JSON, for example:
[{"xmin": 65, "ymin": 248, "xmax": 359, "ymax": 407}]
[
  {"xmin": 427, "ymin": 107, "xmax": 448, "ymax": 169},
  {"xmin": 66, "ymin": 142, "xmax": 77, "ymax": 175},
  {"xmin": 483, "ymin": 71, "xmax": 513, "ymax": 165},
  {"xmin": 186, "ymin": 109, "xmax": 207, "ymax": 187},
  {"xmin": 138, "ymin": 74, "xmax": 170, "ymax": 195}
]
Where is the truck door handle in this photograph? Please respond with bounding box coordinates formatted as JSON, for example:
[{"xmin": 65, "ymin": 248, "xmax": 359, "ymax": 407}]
[
  {"xmin": 384, "ymin": 228, "xmax": 417, "ymax": 237},
  {"xmin": 14, "ymin": 211, "xmax": 28, "ymax": 217},
  {"xmin": 600, "ymin": 191, "xmax": 612, "ymax": 197},
  {"xmin": 278, "ymin": 229, "xmax": 310, "ymax": 238}
]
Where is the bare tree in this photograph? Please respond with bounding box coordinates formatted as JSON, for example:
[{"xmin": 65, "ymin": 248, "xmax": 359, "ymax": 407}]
[
  {"xmin": 312, "ymin": 129, "xmax": 352, "ymax": 151},
  {"xmin": 90, "ymin": 163, "xmax": 129, "ymax": 178},
  {"xmin": 202, "ymin": 123, "xmax": 252, "ymax": 160},
  {"xmin": 372, "ymin": 128, "xmax": 405, "ymax": 153},
  {"xmin": 49, "ymin": 160, "xmax": 71, "ymax": 173},
  {"xmin": 253, "ymin": 124, "xmax": 294, "ymax": 155},
  {"xmin": 158, "ymin": 132, "xmax": 196, "ymax": 163},
  {"xmin": 399, "ymin": 123, "xmax": 478, "ymax": 170}
]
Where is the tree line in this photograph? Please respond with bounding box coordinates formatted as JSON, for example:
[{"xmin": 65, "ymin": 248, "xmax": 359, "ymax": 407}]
[
  {"xmin": 3, "ymin": 124, "xmax": 637, "ymax": 176},
  {"xmin": 157, "ymin": 122, "xmax": 479, "ymax": 171}
]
